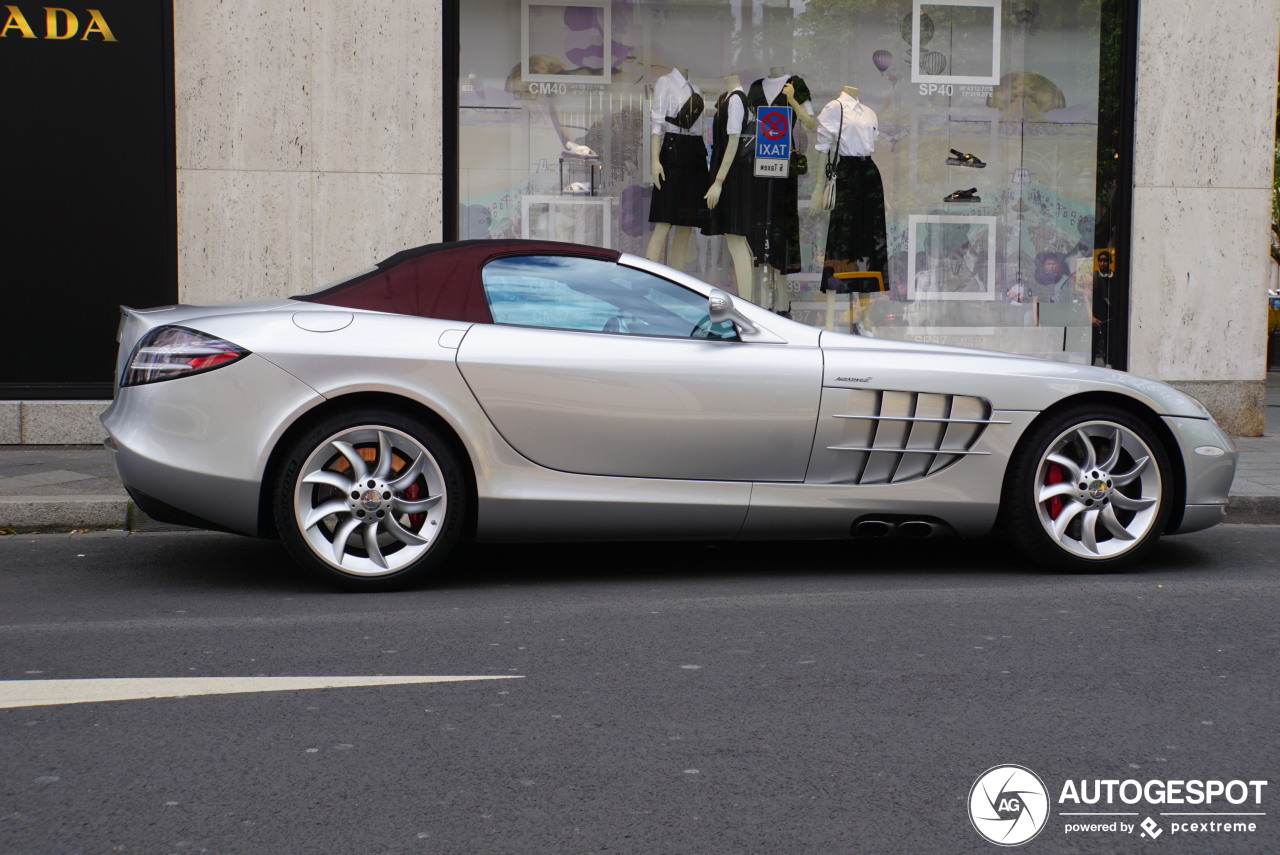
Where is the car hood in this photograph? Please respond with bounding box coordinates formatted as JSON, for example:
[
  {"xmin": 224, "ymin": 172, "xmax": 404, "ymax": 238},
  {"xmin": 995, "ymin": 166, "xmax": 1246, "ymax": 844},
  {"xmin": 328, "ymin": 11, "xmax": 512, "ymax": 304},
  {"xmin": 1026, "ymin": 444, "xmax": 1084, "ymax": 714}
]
[{"xmin": 817, "ymin": 329, "xmax": 1213, "ymax": 418}]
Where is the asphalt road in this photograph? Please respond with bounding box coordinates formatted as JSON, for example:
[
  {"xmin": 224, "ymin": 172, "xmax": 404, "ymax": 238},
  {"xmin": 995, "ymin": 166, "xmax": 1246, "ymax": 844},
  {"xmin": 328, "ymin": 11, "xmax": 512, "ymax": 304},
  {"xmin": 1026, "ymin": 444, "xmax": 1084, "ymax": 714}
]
[{"xmin": 1, "ymin": 527, "xmax": 1277, "ymax": 855}]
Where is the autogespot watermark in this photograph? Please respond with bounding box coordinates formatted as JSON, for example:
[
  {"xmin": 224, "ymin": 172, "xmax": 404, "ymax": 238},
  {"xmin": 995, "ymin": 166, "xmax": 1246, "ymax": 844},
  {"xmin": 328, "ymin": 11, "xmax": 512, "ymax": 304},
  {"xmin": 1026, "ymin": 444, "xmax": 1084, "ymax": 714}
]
[
  {"xmin": 969, "ymin": 765, "xmax": 1051, "ymax": 846},
  {"xmin": 968, "ymin": 765, "xmax": 1269, "ymax": 846}
]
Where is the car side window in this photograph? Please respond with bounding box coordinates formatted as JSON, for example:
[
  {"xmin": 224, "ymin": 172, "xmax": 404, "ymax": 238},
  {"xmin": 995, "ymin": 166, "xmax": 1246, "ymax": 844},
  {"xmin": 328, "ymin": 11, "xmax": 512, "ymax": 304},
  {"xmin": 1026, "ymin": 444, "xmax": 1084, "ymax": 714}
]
[{"xmin": 481, "ymin": 255, "xmax": 739, "ymax": 341}]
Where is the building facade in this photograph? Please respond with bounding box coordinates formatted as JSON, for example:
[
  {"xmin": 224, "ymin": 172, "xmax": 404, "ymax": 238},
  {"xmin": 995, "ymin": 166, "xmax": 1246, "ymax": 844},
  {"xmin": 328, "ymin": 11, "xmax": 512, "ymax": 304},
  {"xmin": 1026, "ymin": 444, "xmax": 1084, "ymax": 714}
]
[{"xmin": 1, "ymin": 0, "xmax": 1275, "ymax": 441}]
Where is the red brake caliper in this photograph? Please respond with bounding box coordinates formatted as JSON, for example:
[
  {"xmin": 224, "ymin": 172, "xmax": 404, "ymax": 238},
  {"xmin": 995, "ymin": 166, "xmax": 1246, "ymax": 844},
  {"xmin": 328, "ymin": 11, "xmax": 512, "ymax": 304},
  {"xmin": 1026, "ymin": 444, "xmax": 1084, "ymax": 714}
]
[
  {"xmin": 383, "ymin": 451, "xmax": 425, "ymax": 533},
  {"xmin": 405, "ymin": 481, "xmax": 425, "ymax": 532},
  {"xmin": 1044, "ymin": 462, "xmax": 1065, "ymax": 520}
]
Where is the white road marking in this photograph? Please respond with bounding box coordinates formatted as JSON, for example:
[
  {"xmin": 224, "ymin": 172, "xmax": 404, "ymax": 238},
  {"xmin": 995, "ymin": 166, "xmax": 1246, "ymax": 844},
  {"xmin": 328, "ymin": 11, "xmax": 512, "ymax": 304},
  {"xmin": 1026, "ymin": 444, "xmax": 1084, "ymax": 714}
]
[{"xmin": 0, "ymin": 676, "xmax": 523, "ymax": 709}]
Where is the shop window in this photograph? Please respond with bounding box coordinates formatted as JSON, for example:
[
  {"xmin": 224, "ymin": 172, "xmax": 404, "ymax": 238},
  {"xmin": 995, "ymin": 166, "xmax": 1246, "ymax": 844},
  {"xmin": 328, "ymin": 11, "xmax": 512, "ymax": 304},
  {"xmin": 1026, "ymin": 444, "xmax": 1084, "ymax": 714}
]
[{"xmin": 458, "ymin": 0, "xmax": 1117, "ymax": 364}]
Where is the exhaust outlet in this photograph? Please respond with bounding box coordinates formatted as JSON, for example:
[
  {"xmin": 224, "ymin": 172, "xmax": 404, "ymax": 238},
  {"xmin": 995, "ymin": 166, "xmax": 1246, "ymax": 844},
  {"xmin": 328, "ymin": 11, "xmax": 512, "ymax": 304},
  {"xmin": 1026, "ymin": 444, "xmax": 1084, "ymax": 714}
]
[
  {"xmin": 851, "ymin": 516, "xmax": 953, "ymax": 539},
  {"xmin": 896, "ymin": 520, "xmax": 935, "ymax": 539},
  {"xmin": 853, "ymin": 520, "xmax": 895, "ymax": 538}
]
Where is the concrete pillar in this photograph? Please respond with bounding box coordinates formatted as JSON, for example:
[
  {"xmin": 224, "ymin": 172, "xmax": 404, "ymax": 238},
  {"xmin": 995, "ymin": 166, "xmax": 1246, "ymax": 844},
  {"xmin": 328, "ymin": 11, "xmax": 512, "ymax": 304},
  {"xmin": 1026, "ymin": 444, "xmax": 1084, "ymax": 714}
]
[
  {"xmin": 1128, "ymin": 0, "xmax": 1280, "ymax": 435},
  {"xmin": 173, "ymin": 1, "xmax": 445, "ymax": 304}
]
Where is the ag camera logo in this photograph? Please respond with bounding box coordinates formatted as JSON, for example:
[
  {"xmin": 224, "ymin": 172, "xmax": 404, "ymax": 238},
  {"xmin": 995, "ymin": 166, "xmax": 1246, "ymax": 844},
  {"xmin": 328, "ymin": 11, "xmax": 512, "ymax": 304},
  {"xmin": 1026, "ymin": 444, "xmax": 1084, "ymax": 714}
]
[{"xmin": 969, "ymin": 765, "xmax": 1051, "ymax": 846}]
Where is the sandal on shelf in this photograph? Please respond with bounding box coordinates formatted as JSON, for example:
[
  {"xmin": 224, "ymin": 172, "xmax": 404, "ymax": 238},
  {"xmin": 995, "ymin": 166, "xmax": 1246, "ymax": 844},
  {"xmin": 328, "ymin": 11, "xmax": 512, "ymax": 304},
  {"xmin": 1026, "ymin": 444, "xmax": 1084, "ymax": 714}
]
[
  {"xmin": 946, "ymin": 149, "xmax": 986, "ymax": 168},
  {"xmin": 944, "ymin": 187, "xmax": 981, "ymax": 203}
]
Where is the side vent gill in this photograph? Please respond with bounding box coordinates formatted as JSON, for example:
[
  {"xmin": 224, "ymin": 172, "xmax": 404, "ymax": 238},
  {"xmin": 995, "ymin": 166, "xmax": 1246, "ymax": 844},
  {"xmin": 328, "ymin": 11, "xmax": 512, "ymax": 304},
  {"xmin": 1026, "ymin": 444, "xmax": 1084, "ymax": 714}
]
[{"xmin": 825, "ymin": 390, "xmax": 1007, "ymax": 485}]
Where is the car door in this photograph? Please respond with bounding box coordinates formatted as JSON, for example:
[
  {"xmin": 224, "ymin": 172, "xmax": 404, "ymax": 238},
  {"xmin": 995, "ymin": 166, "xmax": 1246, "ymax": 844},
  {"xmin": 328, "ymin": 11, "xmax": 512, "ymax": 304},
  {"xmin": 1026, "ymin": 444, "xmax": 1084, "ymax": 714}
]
[{"xmin": 455, "ymin": 254, "xmax": 823, "ymax": 482}]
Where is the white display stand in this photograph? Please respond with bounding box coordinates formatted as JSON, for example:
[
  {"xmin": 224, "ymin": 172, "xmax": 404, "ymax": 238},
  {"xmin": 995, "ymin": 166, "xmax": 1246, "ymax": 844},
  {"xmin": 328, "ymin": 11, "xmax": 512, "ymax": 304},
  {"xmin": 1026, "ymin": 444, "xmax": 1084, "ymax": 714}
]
[
  {"xmin": 790, "ymin": 300, "xmax": 854, "ymax": 330},
  {"xmin": 875, "ymin": 325, "xmax": 1091, "ymax": 363},
  {"xmin": 521, "ymin": 195, "xmax": 613, "ymax": 248}
]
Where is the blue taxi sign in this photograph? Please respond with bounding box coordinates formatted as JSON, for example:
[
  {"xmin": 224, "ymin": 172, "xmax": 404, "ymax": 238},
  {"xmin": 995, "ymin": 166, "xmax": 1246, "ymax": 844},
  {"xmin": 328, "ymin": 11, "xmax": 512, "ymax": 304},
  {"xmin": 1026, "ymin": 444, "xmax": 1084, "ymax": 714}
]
[{"xmin": 754, "ymin": 106, "xmax": 792, "ymax": 178}]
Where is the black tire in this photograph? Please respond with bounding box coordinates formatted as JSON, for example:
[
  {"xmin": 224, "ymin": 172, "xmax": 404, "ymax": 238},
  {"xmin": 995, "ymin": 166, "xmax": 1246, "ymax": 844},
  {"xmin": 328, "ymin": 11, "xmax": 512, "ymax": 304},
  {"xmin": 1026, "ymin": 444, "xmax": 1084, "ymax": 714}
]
[
  {"xmin": 274, "ymin": 408, "xmax": 466, "ymax": 591},
  {"xmin": 1003, "ymin": 403, "xmax": 1173, "ymax": 572}
]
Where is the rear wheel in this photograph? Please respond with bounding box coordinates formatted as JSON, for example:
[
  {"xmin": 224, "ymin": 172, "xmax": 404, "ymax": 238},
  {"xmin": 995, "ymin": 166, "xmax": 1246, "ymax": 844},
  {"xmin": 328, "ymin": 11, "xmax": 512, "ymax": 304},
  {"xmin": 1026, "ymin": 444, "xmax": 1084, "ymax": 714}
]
[
  {"xmin": 274, "ymin": 409, "xmax": 465, "ymax": 591},
  {"xmin": 1004, "ymin": 404, "xmax": 1173, "ymax": 571}
]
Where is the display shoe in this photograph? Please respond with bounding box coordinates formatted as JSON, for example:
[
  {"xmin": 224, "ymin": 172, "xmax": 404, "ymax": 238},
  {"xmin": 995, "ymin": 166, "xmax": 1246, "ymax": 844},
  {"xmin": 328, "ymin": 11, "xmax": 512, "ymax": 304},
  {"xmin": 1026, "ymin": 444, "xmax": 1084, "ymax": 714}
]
[
  {"xmin": 563, "ymin": 141, "xmax": 598, "ymax": 158},
  {"xmin": 944, "ymin": 187, "xmax": 981, "ymax": 203},
  {"xmin": 946, "ymin": 149, "xmax": 986, "ymax": 168}
]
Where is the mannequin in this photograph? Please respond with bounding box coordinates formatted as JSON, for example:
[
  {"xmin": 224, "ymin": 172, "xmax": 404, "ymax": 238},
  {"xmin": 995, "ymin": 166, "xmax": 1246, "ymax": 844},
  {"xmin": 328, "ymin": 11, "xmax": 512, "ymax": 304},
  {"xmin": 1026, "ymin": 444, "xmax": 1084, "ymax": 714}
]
[
  {"xmin": 807, "ymin": 86, "xmax": 860, "ymax": 211},
  {"xmin": 646, "ymin": 66, "xmax": 709, "ymax": 269},
  {"xmin": 749, "ymin": 66, "xmax": 818, "ymax": 313},
  {"xmin": 702, "ymin": 74, "xmax": 755, "ymax": 298},
  {"xmin": 809, "ymin": 85, "xmax": 887, "ymax": 330}
]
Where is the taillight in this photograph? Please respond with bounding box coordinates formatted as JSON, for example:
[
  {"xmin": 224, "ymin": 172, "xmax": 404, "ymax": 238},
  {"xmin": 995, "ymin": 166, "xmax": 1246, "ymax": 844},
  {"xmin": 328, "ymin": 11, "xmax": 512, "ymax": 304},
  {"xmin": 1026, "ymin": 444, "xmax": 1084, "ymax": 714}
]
[{"xmin": 121, "ymin": 326, "xmax": 249, "ymax": 387}]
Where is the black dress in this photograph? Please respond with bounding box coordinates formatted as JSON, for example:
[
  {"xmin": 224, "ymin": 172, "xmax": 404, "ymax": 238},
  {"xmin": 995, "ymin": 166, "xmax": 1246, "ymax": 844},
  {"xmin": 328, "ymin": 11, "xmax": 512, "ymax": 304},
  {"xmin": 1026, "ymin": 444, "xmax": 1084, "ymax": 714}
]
[
  {"xmin": 648, "ymin": 91, "xmax": 709, "ymax": 228},
  {"xmin": 747, "ymin": 76, "xmax": 810, "ymax": 273},
  {"xmin": 702, "ymin": 90, "xmax": 755, "ymax": 239}
]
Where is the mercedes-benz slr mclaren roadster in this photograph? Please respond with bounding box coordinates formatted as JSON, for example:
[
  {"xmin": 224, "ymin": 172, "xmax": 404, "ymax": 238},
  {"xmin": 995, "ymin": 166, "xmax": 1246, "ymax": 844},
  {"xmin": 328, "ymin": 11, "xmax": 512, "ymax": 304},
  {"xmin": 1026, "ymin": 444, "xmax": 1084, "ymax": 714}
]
[{"xmin": 103, "ymin": 240, "xmax": 1237, "ymax": 590}]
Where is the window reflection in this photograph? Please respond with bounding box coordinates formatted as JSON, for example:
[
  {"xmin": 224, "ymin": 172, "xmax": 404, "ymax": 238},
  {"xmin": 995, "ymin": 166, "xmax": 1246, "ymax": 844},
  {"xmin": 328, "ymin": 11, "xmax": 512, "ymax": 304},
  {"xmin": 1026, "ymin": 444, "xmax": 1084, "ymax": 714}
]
[{"xmin": 482, "ymin": 255, "xmax": 739, "ymax": 340}]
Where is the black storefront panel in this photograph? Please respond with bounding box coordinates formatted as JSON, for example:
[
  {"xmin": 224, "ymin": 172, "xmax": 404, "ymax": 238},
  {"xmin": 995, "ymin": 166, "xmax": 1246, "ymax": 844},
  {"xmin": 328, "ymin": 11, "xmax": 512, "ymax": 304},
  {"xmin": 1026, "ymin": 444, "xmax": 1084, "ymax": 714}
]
[{"xmin": 1, "ymin": 3, "xmax": 176, "ymax": 398}]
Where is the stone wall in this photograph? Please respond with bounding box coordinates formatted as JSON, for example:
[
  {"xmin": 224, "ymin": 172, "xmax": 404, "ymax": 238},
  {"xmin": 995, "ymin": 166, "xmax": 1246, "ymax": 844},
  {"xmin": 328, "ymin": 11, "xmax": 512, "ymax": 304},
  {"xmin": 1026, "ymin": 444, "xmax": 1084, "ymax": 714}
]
[
  {"xmin": 173, "ymin": 1, "xmax": 445, "ymax": 303},
  {"xmin": 1127, "ymin": 0, "xmax": 1280, "ymax": 435},
  {"xmin": 0, "ymin": 402, "xmax": 111, "ymax": 445}
]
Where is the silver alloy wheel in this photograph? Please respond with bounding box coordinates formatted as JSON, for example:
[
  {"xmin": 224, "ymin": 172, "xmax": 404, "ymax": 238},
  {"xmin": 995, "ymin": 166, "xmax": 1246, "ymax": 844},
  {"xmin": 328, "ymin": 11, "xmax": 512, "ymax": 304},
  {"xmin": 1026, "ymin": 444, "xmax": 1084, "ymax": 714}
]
[
  {"xmin": 292, "ymin": 425, "xmax": 448, "ymax": 577},
  {"xmin": 1033, "ymin": 420, "xmax": 1161, "ymax": 560}
]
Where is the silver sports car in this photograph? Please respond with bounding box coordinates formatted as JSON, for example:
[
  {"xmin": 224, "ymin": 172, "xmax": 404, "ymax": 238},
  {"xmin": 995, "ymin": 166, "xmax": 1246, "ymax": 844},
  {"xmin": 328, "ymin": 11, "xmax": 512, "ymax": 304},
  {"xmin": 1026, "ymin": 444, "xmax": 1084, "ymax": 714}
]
[{"xmin": 103, "ymin": 240, "xmax": 1237, "ymax": 590}]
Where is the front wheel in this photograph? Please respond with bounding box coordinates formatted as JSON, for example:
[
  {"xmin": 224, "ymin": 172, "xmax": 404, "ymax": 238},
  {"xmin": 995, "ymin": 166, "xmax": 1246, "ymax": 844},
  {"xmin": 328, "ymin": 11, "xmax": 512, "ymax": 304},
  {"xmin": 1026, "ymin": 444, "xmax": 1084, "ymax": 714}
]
[
  {"xmin": 274, "ymin": 409, "xmax": 466, "ymax": 591},
  {"xmin": 1003, "ymin": 404, "xmax": 1174, "ymax": 572}
]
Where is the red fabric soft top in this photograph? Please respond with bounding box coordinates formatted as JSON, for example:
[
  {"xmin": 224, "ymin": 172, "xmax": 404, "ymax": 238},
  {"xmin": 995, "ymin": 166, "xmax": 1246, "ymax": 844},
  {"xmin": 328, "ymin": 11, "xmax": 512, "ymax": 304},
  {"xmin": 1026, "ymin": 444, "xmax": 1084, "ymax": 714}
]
[{"xmin": 297, "ymin": 239, "xmax": 621, "ymax": 323}]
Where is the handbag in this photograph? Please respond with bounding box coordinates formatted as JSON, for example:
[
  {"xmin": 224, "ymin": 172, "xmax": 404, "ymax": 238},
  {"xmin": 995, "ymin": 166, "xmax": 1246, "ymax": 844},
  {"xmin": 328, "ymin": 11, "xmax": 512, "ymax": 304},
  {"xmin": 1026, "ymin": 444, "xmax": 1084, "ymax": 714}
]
[
  {"xmin": 820, "ymin": 105, "xmax": 843, "ymax": 211},
  {"xmin": 793, "ymin": 152, "xmax": 808, "ymax": 175},
  {"xmin": 666, "ymin": 85, "xmax": 704, "ymax": 130},
  {"xmin": 821, "ymin": 163, "xmax": 838, "ymax": 210}
]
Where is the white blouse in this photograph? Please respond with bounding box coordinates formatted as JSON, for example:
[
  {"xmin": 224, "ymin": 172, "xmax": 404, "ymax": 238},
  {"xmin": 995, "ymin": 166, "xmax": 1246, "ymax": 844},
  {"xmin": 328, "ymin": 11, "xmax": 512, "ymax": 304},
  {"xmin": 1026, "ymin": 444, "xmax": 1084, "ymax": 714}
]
[
  {"xmin": 814, "ymin": 92, "xmax": 878, "ymax": 157},
  {"xmin": 650, "ymin": 68, "xmax": 705, "ymax": 137}
]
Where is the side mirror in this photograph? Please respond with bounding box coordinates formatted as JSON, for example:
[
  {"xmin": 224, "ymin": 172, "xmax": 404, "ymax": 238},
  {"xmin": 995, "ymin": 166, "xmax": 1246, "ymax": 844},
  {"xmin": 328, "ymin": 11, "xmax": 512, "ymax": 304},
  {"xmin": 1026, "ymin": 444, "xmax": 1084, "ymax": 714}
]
[{"xmin": 707, "ymin": 288, "xmax": 758, "ymax": 335}]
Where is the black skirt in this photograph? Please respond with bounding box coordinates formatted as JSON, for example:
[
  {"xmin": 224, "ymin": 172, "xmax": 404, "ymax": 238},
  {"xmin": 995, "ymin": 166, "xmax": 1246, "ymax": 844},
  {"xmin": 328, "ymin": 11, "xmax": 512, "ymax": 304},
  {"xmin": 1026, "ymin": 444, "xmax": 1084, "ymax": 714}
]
[
  {"xmin": 823, "ymin": 155, "xmax": 888, "ymax": 283},
  {"xmin": 648, "ymin": 133, "xmax": 709, "ymax": 228},
  {"xmin": 702, "ymin": 147, "xmax": 756, "ymax": 238},
  {"xmin": 702, "ymin": 163, "xmax": 755, "ymax": 238}
]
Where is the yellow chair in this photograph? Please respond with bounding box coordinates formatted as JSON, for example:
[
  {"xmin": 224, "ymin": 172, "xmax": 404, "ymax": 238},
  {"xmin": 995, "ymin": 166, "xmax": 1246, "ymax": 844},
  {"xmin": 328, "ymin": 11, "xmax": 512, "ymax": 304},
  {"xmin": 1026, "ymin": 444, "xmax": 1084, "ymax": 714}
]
[{"xmin": 832, "ymin": 270, "xmax": 885, "ymax": 293}]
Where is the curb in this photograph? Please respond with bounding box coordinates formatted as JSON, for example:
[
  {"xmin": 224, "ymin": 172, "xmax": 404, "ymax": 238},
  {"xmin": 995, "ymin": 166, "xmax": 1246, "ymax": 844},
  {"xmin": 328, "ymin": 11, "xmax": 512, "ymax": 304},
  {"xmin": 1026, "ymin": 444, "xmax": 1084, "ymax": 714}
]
[
  {"xmin": 0, "ymin": 496, "xmax": 186, "ymax": 534},
  {"xmin": 0, "ymin": 496, "xmax": 130, "ymax": 533},
  {"xmin": 2, "ymin": 496, "xmax": 1279, "ymax": 535},
  {"xmin": 1222, "ymin": 496, "xmax": 1280, "ymax": 526}
]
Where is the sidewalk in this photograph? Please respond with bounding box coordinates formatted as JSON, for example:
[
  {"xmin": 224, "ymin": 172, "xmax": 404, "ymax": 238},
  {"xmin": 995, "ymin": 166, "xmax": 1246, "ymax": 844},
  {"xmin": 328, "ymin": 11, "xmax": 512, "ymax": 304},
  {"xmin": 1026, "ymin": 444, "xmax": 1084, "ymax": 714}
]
[{"xmin": 2, "ymin": 375, "xmax": 1279, "ymax": 534}]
